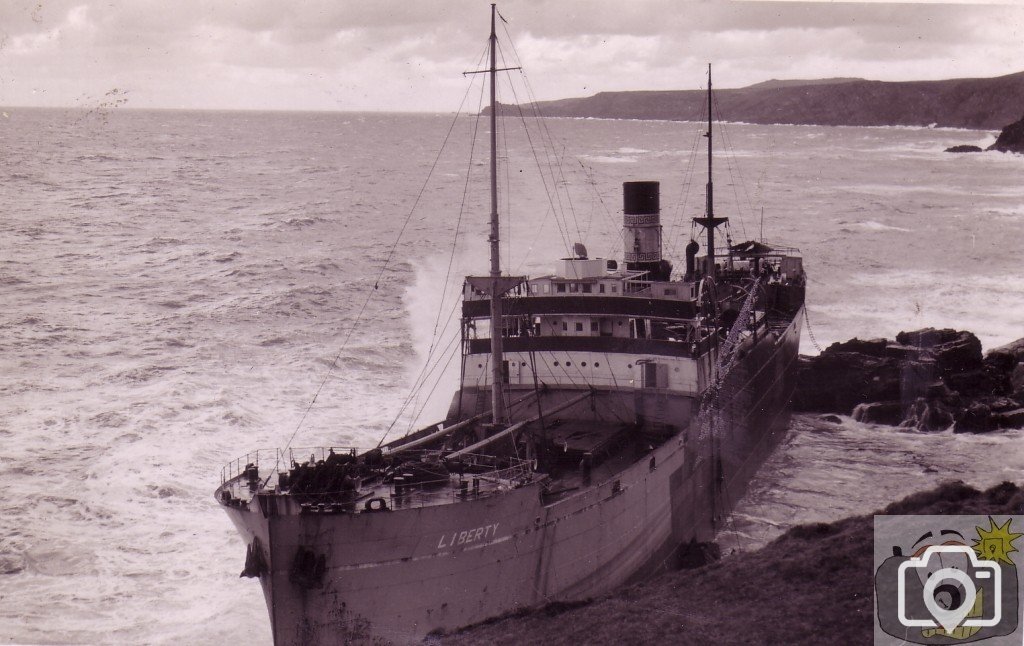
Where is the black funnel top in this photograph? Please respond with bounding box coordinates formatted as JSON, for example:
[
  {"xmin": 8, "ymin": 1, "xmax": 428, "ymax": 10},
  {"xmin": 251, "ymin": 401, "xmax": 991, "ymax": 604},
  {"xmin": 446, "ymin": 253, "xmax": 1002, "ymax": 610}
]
[{"xmin": 623, "ymin": 181, "xmax": 659, "ymax": 215}]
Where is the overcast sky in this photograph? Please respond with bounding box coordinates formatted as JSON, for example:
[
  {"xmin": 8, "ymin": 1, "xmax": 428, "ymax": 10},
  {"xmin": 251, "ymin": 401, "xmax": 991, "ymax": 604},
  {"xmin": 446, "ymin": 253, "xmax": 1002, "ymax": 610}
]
[{"xmin": 1, "ymin": 1, "xmax": 1022, "ymax": 112}]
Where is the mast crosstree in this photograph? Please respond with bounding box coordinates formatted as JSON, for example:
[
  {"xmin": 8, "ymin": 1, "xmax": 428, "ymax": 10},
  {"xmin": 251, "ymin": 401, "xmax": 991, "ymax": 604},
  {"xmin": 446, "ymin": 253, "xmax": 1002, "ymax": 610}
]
[{"xmin": 692, "ymin": 64, "xmax": 729, "ymax": 278}]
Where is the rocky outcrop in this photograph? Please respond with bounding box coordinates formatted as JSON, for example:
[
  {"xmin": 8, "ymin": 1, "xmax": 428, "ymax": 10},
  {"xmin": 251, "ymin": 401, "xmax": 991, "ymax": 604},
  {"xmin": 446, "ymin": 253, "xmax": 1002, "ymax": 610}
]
[
  {"xmin": 795, "ymin": 328, "xmax": 1024, "ymax": 432},
  {"xmin": 852, "ymin": 401, "xmax": 903, "ymax": 425},
  {"xmin": 944, "ymin": 145, "xmax": 983, "ymax": 153},
  {"xmin": 987, "ymin": 112, "xmax": 1024, "ymax": 153}
]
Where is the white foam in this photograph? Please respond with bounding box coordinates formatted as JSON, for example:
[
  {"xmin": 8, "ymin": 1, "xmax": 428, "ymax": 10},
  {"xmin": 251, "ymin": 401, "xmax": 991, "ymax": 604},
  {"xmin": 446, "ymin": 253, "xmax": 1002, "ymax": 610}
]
[{"xmin": 852, "ymin": 220, "xmax": 911, "ymax": 232}]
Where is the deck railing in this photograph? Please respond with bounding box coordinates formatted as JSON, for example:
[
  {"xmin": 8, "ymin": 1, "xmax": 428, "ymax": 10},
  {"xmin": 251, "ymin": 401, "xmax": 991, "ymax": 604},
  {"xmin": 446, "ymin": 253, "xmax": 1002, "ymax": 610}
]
[{"xmin": 219, "ymin": 448, "xmax": 537, "ymax": 511}]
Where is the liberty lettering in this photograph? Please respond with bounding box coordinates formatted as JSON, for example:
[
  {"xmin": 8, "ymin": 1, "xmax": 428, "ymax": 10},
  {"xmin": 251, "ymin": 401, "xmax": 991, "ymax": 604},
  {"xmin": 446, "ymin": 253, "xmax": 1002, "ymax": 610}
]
[{"xmin": 436, "ymin": 523, "xmax": 500, "ymax": 550}]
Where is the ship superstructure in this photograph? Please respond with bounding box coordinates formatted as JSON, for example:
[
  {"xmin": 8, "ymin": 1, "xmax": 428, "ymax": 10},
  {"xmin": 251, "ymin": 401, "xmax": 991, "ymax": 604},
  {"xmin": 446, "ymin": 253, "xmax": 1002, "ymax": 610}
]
[{"xmin": 216, "ymin": 6, "xmax": 806, "ymax": 644}]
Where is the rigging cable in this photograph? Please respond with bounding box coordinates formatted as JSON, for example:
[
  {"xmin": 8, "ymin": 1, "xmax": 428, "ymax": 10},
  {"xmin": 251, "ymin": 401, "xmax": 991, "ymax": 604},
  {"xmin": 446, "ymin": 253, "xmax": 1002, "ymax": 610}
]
[
  {"xmin": 496, "ymin": 31, "xmax": 578, "ymax": 255},
  {"xmin": 377, "ymin": 293, "xmax": 464, "ymax": 447},
  {"xmin": 665, "ymin": 88, "xmax": 709, "ymax": 261},
  {"xmin": 424, "ymin": 73, "xmax": 488, "ymax": 361},
  {"xmin": 498, "ymin": 34, "xmax": 583, "ymax": 245},
  {"xmin": 711, "ymin": 91, "xmax": 752, "ymax": 239},
  {"xmin": 665, "ymin": 107, "xmax": 708, "ymax": 261},
  {"xmin": 576, "ymin": 159, "xmax": 625, "ymax": 257},
  {"xmin": 274, "ymin": 43, "xmax": 490, "ymax": 465}
]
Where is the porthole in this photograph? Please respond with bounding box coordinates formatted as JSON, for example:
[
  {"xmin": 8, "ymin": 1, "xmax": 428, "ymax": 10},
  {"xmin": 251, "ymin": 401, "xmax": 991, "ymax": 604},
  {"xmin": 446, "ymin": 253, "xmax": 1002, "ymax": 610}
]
[
  {"xmin": 594, "ymin": 362, "xmax": 600, "ymax": 367},
  {"xmin": 565, "ymin": 362, "xmax": 571, "ymax": 367},
  {"xmin": 521, "ymin": 361, "xmax": 527, "ymax": 366},
  {"xmin": 477, "ymin": 364, "xmax": 483, "ymax": 368},
  {"xmin": 627, "ymin": 364, "xmax": 632, "ymax": 369},
  {"xmin": 581, "ymin": 362, "xmax": 587, "ymax": 367},
  {"xmin": 553, "ymin": 361, "xmax": 559, "ymax": 366}
]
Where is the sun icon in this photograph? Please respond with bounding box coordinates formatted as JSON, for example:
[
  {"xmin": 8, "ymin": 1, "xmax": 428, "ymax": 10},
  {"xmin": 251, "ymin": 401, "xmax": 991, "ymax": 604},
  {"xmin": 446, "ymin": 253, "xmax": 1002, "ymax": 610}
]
[{"xmin": 972, "ymin": 516, "xmax": 1023, "ymax": 565}]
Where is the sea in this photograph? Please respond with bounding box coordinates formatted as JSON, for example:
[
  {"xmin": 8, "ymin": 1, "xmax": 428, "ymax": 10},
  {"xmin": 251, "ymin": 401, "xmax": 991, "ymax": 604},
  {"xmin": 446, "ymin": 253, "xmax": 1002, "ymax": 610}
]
[{"xmin": 1, "ymin": 107, "xmax": 1023, "ymax": 645}]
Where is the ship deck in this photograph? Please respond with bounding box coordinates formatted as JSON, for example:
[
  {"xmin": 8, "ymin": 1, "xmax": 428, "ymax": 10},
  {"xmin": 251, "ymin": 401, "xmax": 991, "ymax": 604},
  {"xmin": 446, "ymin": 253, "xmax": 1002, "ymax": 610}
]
[
  {"xmin": 216, "ymin": 418, "xmax": 658, "ymax": 514},
  {"xmin": 217, "ymin": 448, "xmax": 544, "ymax": 514}
]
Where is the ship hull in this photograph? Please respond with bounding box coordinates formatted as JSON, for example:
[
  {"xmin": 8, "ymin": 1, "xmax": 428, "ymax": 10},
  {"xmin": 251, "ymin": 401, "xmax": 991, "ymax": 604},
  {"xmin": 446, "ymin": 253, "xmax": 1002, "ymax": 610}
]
[{"xmin": 222, "ymin": 307, "xmax": 803, "ymax": 645}]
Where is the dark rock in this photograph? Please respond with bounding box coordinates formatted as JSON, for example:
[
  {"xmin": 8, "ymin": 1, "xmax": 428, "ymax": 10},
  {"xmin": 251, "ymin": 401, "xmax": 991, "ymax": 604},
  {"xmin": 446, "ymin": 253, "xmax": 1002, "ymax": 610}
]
[
  {"xmin": 984, "ymin": 350, "xmax": 1018, "ymax": 373},
  {"xmin": 944, "ymin": 144, "xmax": 983, "ymax": 153},
  {"xmin": 925, "ymin": 381, "xmax": 953, "ymax": 400},
  {"xmin": 989, "ymin": 337, "xmax": 1024, "ymax": 362},
  {"xmin": 993, "ymin": 408, "xmax": 1024, "ymax": 429},
  {"xmin": 953, "ymin": 402, "xmax": 996, "ymax": 434},
  {"xmin": 945, "ymin": 367, "xmax": 1010, "ymax": 398},
  {"xmin": 896, "ymin": 328, "xmax": 983, "ymax": 375},
  {"xmin": 677, "ymin": 541, "xmax": 721, "ymax": 569},
  {"xmin": 794, "ymin": 352, "xmax": 900, "ymax": 413},
  {"xmin": 852, "ymin": 401, "xmax": 903, "ymax": 425},
  {"xmin": 796, "ymin": 329, "xmax": 1022, "ymax": 432},
  {"xmin": 825, "ymin": 337, "xmax": 888, "ymax": 357},
  {"xmin": 819, "ymin": 414, "xmax": 843, "ymax": 424},
  {"xmin": 987, "ymin": 113, "xmax": 1024, "ymax": 154},
  {"xmin": 883, "ymin": 343, "xmax": 921, "ymax": 360},
  {"xmin": 899, "ymin": 359, "xmax": 937, "ymax": 407},
  {"xmin": 1013, "ymin": 363, "xmax": 1024, "ymax": 392},
  {"xmin": 976, "ymin": 396, "xmax": 1019, "ymax": 413},
  {"xmin": 895, "ymin": 327, "xmax": 960, "ymax": 347},
  {"xmin": 903, "ymin": 397, "xmax": 955, "ymax": 432}
]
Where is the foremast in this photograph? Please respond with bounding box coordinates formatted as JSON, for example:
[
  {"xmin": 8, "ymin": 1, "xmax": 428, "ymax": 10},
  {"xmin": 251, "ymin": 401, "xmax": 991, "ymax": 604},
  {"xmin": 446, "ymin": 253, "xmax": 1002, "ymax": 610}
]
[
  {"xmin": 692, "ymin": 64, "xmax": 728, "ymax": 279},
  {"xmin": 487, "ymin": 3, "xmax": 505, "ymax": 426}
]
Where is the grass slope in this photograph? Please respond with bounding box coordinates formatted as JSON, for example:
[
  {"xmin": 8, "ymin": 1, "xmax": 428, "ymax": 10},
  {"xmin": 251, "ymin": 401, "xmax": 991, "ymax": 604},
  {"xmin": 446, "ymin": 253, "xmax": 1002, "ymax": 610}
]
[{"xmin": 439, "ymin": 481, "xmax": 1024, "ymax": 646}]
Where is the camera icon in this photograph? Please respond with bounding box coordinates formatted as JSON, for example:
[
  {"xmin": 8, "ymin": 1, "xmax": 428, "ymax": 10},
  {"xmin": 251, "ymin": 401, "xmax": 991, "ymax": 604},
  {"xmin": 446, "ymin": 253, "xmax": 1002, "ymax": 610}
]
[{"xmin": 897, "ymin": 545, "xmax": 1001, "ymax": 634}]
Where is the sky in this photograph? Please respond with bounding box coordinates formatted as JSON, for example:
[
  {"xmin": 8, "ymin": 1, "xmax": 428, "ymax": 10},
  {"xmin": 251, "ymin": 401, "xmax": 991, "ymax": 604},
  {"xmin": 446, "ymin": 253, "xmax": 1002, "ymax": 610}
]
[{"xmin": 0, "ymin": 0, "xmax": 1022, "ymax": 112}]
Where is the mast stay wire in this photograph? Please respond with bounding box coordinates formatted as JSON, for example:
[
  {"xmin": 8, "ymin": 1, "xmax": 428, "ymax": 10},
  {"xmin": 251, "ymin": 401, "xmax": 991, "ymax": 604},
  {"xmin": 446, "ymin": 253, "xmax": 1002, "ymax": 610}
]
[
  {"xmin": 377, "ymin": 294, "xmax": 465, "ymax": 448},
  {"xmin": 665, "ymin": 93, "xmax": 708, "ymax": 261},
  {"xmin": 497, "ymin": 34, "xmax": 579, "ymax": 241},
  {"xmin": 497, "ymin": 29, "xmax": 582, "ymax": 253},
  {"xmin": 502, "ymin": 16, "xmax": 653, "ymax": 263},
  {"xmin": 711, "ymin": 91, "xmax": 753, "ymax": 240},
  {"xmin": 389, "ymin": 24, "xmax": 581, "ymax": 441},
  {"xmin": 379, "ymin": 57, "xmax": 496, "ymax": 447},
  {"xmin": 404, "ymin": 329, "xmax": 464, "ymax": 435},
  {"xmin": 276, "ymin": 43, "xmax": 491, "ymax": 464},
  {"xmin": 665, "ymin": 100, "xmax": 708, "ymax": 262},
  {"xmin": 424, "ymin": 70, "xmax": 488, "ymax": 363},
  {"xmin": 490, "ymin": 40, "xmax": 573, "ymax": 257},
  {"xmin": 576, "ymin": 159, "xmax": 625, "ymax": 258}
]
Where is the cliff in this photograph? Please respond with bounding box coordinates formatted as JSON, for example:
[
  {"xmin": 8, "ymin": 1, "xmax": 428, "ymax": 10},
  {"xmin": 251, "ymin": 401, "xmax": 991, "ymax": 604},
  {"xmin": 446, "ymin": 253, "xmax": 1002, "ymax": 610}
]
[
  {"xmin": 987, "ymin": 112, "xmax": 1024, "ymax": 153},
  {"xmin": 501, "ymin": 71, "xmax": 1024, "ymax": 130}
]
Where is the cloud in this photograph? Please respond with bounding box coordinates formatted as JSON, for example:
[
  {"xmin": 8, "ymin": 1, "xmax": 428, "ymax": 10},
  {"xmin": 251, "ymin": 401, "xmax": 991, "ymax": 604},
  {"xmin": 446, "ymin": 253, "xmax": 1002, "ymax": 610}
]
[{"xmin": 0, "ymin": 1, "xmax": 1022, "ymax": 111}]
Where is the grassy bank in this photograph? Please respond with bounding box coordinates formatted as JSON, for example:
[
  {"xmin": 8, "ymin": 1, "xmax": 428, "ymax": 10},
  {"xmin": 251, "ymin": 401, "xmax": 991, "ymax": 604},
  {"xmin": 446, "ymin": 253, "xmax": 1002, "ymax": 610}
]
[{"xmin": 438, "ymin": 482, "xmax": 1024, "ymax": 645}]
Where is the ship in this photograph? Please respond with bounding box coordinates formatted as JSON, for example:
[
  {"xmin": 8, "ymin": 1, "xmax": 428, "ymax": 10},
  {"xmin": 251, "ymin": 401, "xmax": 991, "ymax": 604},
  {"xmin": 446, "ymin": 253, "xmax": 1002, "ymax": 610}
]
[{"xmin": 216, "ymin": 5, "xmax": 806, "ymax": 644}]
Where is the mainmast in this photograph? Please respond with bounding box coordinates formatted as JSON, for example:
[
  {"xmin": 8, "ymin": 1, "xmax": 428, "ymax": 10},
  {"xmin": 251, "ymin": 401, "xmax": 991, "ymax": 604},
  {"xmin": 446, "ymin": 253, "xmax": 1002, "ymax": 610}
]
[
  {"xmin": 487, "ymin": 3, "xmax": 505, "ymax": 425},
  {"xmin": 692, "ymin": 64, "xmax": 728, "ymax": 278}
]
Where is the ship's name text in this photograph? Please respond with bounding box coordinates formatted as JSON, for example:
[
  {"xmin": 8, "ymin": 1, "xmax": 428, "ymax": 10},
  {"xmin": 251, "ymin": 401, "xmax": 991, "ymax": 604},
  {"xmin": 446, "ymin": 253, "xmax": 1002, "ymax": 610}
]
[{"xmin": 437, "ymin": 523, "xmax": 500, "ymax": 549}]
